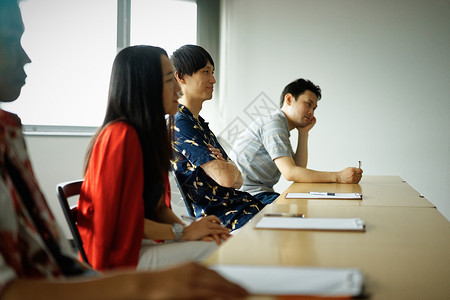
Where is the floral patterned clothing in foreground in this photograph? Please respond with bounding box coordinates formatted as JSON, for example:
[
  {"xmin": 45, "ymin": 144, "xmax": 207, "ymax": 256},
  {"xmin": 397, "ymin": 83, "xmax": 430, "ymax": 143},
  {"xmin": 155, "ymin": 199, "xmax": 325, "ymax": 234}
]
[{"xmin": 0, "ymin": 109, "xmax": 85, "ymax": 294}]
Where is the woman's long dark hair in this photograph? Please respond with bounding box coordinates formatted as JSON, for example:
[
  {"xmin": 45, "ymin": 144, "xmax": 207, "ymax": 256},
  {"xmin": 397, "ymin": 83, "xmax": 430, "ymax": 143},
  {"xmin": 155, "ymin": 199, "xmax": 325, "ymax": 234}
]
[{"xmin": 85, "ymin": 45, "xmax": 173, "ymax": 218}]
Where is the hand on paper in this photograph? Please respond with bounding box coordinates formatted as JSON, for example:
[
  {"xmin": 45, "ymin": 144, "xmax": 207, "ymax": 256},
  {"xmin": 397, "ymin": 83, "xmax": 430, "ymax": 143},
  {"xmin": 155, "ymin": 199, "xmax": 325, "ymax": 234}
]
[
  {"xmin": 183, "ymin": 215, "xmax": 231, "ymax": 245},
  {"xmin": 337, "ymin": 167, "xmax": 363, "ymax": 183}
]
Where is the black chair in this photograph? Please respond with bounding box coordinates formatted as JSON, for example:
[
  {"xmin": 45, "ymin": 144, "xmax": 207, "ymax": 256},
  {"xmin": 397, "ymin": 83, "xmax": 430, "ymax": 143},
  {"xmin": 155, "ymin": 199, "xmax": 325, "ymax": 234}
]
[
  {"xmin": 56, "ymin": 180, "xmax": 90, "ymax": 265},
  {"xmin": 171, "ymin": 171, "xmax": 196, "ymax": 217}
]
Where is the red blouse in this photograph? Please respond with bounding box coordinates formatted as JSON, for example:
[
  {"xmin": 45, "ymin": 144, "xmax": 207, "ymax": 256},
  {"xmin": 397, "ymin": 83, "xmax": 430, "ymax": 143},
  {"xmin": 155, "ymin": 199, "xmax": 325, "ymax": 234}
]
[{"xmin": 78, "ymin": 121, "xmax": 146, "ymax": 271}]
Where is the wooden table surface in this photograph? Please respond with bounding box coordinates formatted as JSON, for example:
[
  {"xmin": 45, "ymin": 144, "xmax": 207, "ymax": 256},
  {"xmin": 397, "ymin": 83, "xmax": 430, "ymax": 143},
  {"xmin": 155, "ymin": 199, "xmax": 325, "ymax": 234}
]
[
  {"xmin": 205, "ymin": 176, "xmax": 450, "ymax": 299},
  {"xmin": 276, "ymin": 175, "xmax": 435, "ymax": 208}
]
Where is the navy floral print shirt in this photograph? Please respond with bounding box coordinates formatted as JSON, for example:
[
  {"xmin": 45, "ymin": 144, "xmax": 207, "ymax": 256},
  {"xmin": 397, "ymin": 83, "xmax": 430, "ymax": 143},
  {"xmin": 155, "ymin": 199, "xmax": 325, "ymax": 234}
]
[{"xmin": 172, "ymin": 105, "xmax": 265, "ymax": 230}]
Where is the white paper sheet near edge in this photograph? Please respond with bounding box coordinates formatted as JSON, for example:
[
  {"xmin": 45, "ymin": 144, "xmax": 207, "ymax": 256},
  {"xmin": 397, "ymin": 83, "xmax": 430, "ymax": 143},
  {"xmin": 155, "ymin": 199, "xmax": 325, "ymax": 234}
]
[
  {"xmin": 210, "ymin": 265, "xmax": 363, "ymax": 297},
  {"xmin": 255, "ymin": 217, "xmax": 366, "ymax": 231},
  {"xmin": 286, "ymin": 192, "xmax": 362, "ymax": 199}
]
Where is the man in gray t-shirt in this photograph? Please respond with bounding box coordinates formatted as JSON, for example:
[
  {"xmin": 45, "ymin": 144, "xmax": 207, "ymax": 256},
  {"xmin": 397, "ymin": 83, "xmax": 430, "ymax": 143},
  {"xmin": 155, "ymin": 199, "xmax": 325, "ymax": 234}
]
[
  {"xmin": 230, "ymin": 78, "xmax": 363, "ymax": 200},
  {"xmin": 230, "ymin": 109, "xmax": 293, "ymax": 195}
]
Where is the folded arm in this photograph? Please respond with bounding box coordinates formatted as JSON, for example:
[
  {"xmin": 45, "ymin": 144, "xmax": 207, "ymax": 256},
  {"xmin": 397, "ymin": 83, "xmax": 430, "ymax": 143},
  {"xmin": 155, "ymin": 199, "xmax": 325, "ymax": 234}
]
[{"xmin": 201, "ymin": 158, "xmax": 243, "ymax": 189}]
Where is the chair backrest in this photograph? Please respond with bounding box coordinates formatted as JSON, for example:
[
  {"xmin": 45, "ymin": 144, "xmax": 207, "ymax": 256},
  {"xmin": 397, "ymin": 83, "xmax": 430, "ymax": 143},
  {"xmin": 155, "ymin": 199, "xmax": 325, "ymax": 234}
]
[
  {"xmin": 171, "ymin": 171, "xmax": 196, "ymax": 217},
  {"xmin": 56, "ymin": 180, "xmax": 90, "ymax": 265}
]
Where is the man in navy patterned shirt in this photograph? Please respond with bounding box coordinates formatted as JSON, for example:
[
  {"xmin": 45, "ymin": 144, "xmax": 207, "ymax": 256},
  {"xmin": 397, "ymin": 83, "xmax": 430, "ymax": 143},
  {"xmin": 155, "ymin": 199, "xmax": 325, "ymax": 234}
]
[{"xmin": 171, "ymin": 45, "xmax": 271, "ymax": 231}]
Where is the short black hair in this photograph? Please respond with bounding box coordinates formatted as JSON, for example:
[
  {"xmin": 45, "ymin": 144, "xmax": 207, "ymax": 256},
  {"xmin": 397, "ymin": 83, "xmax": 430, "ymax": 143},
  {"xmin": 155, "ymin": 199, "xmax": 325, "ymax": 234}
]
[
  {"xmin": 171, "ymin": 44, "xmax": 214, "ymax": 78},
  {"xmin": 280, "ymin": 78, "xmax": 322, "ymax": 108}
]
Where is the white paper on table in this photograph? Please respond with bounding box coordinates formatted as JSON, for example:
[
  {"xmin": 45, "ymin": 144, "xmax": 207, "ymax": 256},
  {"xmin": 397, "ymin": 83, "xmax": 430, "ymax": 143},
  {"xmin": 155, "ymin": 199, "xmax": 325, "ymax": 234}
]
[
  {"xmin": 210, "ymin": 265, "xmax": 363, "ymax": 297},
  {"xmin": 286, "ymin": 192, "xmax": 362, "ymax": 199},
  {"xmin": 255, "ymin": 217, "xmax": 366, "ymax": 231}
]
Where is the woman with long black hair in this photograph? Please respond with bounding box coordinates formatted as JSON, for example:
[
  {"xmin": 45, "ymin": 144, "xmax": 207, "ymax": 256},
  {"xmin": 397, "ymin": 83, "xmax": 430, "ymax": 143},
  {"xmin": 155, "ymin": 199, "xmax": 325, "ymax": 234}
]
[{"xmin": 77, "ymin": 45, "xmax": 230, "ymax": 271}]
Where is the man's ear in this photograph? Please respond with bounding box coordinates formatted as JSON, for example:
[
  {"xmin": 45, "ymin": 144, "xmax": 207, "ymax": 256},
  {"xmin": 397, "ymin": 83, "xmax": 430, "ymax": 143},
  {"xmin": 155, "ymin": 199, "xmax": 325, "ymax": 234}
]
[
  {"xmin": 284, "ymin": 93, "xmax": 294, "ymax": 106},
  {"xmin": 175, "ymin": 71, "xmax": 185, "ymax": 84}
]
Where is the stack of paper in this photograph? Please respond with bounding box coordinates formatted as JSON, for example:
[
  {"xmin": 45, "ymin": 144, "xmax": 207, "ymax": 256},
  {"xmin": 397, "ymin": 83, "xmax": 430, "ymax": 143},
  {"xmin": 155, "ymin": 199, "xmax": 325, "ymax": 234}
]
[
  {"xmin": 255, "ymin": 217, "xmax": 366, "ymax": 231},
  {"xmin": 210, "ymin": 265, "xmax": 363, "ymax": 297}
]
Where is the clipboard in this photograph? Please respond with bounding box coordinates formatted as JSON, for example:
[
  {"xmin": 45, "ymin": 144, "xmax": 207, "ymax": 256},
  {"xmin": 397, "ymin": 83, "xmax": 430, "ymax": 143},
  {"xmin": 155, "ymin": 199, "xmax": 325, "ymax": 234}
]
[
  {"xmin": 255, "ymin": 217, "xmax": 366, "ymax": 232},
  {"xmin": 210, "ymin": 265, "xmax": 364, "ymax": 297},
  {"xmin": 286, "ymin": 192, "xmax": 362, "ymax": 200}
]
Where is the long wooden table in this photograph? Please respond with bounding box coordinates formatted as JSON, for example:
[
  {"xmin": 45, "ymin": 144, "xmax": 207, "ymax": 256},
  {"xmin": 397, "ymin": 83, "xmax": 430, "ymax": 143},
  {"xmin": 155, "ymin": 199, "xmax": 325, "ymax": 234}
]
[
  {"xmin": 276, "ymin": 175, "xmax": 435, "ymax": 208},
  {"xmin": 205, "ymin": 176, "xmax": 450, "ymax": 299}
]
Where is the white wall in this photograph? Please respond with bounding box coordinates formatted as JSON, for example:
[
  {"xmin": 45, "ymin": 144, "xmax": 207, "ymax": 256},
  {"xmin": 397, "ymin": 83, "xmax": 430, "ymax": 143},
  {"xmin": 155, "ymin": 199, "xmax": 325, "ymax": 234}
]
[
  {"xmin": 25, "ymin": 136, "xmax": 90, "ymax": 237},
  {"xmin": 207, "ymin": 0, "xmax": 449, "ymax": 219},
  {"xmin": 24, "ymin": 0, "xmax": 450, "ymax": 235},
  {"xmin": 25, "ymin": 135, "xmax": 188, "ymax": 238}
]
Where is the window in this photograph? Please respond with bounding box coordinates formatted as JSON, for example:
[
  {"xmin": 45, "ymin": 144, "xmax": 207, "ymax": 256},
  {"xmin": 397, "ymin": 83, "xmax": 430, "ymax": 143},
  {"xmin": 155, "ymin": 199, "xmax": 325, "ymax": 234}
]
[
  {"xmin": 2, "ymin": 0, "xmax": 117, "ymax": 127},
  {"xmin": 131, "ymin": 0, "xmax": 197, "ymax": 56},
  {"xmin": 2, "ymin": 0, "xmax": 197, "ymax": 129}
]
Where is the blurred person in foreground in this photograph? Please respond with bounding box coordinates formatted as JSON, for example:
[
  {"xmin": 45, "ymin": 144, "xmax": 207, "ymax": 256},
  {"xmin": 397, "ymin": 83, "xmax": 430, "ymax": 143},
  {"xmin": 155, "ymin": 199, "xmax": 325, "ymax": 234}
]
[{"xmin": 0, "ymin": 0, "xmax": 247, "ymax": 299}]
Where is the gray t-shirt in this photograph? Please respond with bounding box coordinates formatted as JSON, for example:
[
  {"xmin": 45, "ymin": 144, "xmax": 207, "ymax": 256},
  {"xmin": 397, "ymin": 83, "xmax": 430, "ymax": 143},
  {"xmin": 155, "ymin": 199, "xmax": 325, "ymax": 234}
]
[{"xmin": 230, "ymin": 110, "xmax": 294, "ymax": 195}]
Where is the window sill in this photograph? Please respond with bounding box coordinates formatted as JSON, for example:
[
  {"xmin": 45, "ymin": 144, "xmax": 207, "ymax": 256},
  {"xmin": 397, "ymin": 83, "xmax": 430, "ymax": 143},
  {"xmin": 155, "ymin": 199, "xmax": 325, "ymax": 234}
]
[{"xmin": 23, "ymin": 125, "xmax": 97, "ymax": 137}]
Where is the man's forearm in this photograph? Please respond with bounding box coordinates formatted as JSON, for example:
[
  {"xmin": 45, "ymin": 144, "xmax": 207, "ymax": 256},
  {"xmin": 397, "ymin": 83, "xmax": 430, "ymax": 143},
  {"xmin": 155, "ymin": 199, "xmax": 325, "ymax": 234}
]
[
  {"xmin": 277, "ymin": 158, "xmax": 362, "ymax": 184},
  {"xmin": 202, "ymin": 159, "xmax": 243, "ymax": 188},
  {"xmin": 221, "ymin": 160, "xmax": 243, "ymax": 189},
  {"xmin": 294, "ymin": 131, "xmax": 309, "ymax": 168},
  {"xmin": 229, "ymin": 160, "xmax": 243, "ymax": 189},
  {"xmin": 284, "ymin": 166, "xmax": 338, "ymax": 183}
]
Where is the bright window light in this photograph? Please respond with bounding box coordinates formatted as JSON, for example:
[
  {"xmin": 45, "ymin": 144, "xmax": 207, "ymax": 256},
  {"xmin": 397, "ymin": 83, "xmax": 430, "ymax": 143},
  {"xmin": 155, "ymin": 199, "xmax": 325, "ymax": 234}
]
[
  {"xmin": 130, "ymin": 0, "xmax": 197, "ymax": 56},
  {"xmin": 2, "ymin": 0, "xmax": 197, "ymax": 128},
  {"xmin": 2, "ymin": 0, "xmax": 117, "ymax": 127}
]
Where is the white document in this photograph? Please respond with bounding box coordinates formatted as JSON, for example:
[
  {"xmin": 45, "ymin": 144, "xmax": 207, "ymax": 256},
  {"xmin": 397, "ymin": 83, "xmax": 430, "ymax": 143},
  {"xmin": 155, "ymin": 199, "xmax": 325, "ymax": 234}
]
[
  {"xmin": 210, "ymin": 265, "xmax": 363, "ymax": 297},
  {"xmin": 255, "ymin": 217, "xmax": 366, "ymax": 231},
  {"xmin": 286, "ymin": 192, "xmax": 362, "ymax": 199}
]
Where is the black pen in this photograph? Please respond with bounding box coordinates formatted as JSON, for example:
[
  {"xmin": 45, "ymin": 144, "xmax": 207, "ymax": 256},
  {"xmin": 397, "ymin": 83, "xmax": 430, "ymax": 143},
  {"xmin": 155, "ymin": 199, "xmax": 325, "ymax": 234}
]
[
  {"xmin": 309, "ymin": 192, "xmax": 335, "ymax": 196},
  {"xmin": 264, "ymin": 213, "xmax": 304, "ymax": 218},
  {"xmin": 181, "ymin": 215, "xmax": 197, "ymax": 222}
]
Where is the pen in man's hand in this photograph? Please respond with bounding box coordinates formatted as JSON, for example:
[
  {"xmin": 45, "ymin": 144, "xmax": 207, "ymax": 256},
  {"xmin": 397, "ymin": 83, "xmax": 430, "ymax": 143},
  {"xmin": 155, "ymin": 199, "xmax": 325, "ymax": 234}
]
[{"xmin": 358, "ymin": 160, "xmax": 362, "ymax": 169}]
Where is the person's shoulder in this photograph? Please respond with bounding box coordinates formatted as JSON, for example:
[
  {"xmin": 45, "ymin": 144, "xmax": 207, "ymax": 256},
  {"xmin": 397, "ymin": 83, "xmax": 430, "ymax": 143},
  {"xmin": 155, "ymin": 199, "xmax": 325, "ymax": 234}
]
[
  {"xmin": 174, "ymin": 112, "xmax": 195, "ymax": 131},
  {"xmin": 250, "ymin": 109, "xmax": 284, "ymax": 128},
  {"xmin": 271, "ymin": 109, "xmax": 285, "ymax": 120},
  {"xmin": 99, "ymin": 121, "xmax": 139, "ymax": 142},
  {"xmin": 267, "ymin": 109, "xmax": 287, "ymax": 126},
  {"xmin": 0, "ymin": 109, "xmax": 21, "ymax": 128},
  {"xmin": 103, "ymin": 120, "xmax": 134, "ymax": 132},
  {"xmin": 174, "ymin": 105, "xmax": 190, "ymax": 118},
  {"xmin": 174, "ymin": 112, "xmax": 190, "ymax": 122}
]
